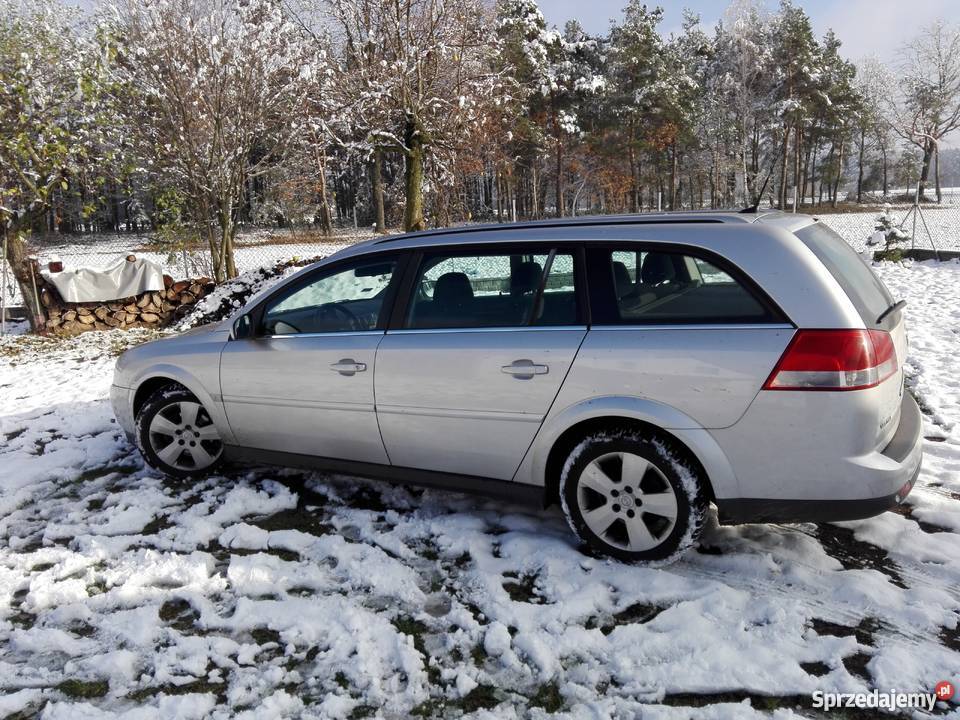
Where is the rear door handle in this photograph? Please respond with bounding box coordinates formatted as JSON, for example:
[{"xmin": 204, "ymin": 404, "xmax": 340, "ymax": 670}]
[
  {"xmin": 501, "ymin": 359, "xmax": 549, "ymax": 379},
  {"xmin": 330, "ymin": 358, "xmax": 367, "ymax": 376}
]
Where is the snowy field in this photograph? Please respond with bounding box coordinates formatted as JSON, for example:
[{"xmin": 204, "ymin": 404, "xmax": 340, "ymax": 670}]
[{"xmin": 1, "ymin": 259, "xmax": 959, "ymax": 718}]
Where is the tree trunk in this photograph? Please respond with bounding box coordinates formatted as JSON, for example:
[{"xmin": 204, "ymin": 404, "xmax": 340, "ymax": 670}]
[
  {"xmin": 934, "ymin": 144, "xmax": 942, "ymax": 203},
  {"xmin": 779, "ymin": 124, "xmax": 790, "ymax": 209},
  {"xmin": 554, "ymin": 112, "xmax": 564, "ymax": 218},
  {"xmin": 856, "ymin": 126, "xmax": 866, "ymax": 203},
  {"xmin": 371, "ymin": 148, "xmax": 386, "ymax": 232},
  {"xmin": 628, "ymin": 118, "xmax": 639, "ymax": 213},
  {"xmin": 316, "ymin": 150, "xmax": 333, "ymax": 236},
  {"xmin": 669, "ymin": 147, "xmax": 678, "ymax": 210},
  {"xmin": 215, "ymin": 196, "xmax": 238, "ymax": 280},
  {"xmin": 3, "ymin": 226, "xmax": 46, "ymax": 332},
  {"xmin": 792, "ymin": 125, "xmax": 802, "ymax": 212},
  {"xmin": 880, "ymin": 143, "xmax": 888, "ymax": 196},
  {"xmin": 917, "ymin": 139, "xmax": 934, "ymax": 200},
  {"xmin": 831, "ymin": 139, "xmax": 845, "ymax": 208},
  {"xmin": 403, "ymin": 114, "xmax": 426, "ymax": 232}
]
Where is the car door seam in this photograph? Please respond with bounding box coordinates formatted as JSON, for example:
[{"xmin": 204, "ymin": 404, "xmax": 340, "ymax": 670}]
[{"xmin": 509, "ymin": 328, "xmax": 590, "ymax": 482}]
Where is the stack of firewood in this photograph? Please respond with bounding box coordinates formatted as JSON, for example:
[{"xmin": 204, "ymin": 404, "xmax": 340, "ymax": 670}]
[{"xmin": 40, "ymin": 275, "xmax": 215, "ymax": 335}]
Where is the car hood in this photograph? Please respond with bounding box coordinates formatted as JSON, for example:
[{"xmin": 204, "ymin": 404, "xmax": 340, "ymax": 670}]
[{"xmin": 176, "ymin": 319, "xmax": 231, "ymax": 337}]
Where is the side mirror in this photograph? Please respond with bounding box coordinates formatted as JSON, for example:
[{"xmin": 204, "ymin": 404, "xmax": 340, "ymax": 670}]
[{"xmin": 232, "ymin": 314, "xmax": 253, "ymax": 340}]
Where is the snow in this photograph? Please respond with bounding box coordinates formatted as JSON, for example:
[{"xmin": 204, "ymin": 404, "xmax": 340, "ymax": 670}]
[{"xmin": 1, "ymin": 260, "xmax": 960, "ymax": 716}]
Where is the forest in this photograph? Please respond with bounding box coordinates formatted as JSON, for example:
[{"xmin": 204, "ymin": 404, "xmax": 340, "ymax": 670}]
[{"xmin": 2, "ymin": 0, "xmax": 960, "ymax": 322}]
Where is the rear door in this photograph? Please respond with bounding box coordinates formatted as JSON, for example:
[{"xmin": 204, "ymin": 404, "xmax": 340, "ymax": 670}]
[
  {"xmin": 219, "ymin": 253, "xmax": 403, "ymax": 462},
  {"xmin": 374, "ymin": 246, "xmax": 586, "ymax": 480},
  {"xmin": 572, "ymin": 244, "xmax": 794, "ymax": 429}
]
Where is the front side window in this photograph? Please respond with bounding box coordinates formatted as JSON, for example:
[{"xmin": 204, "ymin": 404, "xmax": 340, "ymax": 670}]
[
  {"xmin": 592, "ymin": 247, "xmax": 774, "ymax": 324},
  {"xmin": 262, "ymin": 257, "xmax": 397, "ymax": 335},
  {"xmin": 406, "ymin": 250, "xmax": 577, "ymax": 329}
]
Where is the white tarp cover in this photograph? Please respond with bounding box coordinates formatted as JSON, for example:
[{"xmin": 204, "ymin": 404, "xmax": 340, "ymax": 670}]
[{"xmin": 41, "ymin": 257, "xmax": 165, "ymax": 303}]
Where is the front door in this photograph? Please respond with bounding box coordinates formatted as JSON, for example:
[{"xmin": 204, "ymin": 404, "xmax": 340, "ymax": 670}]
[
  {"xmin": 220, "ymin": 253, "xmax": 401, "ymax": 463},
  {"xmin": 375, "ymin": 247, "xmax": 586, "ymax": 480}
]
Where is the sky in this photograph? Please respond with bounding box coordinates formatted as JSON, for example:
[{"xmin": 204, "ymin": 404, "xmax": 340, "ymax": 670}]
[{"xmin": 539, "ymin": 0, "xmax": 955, "ymax": 63}]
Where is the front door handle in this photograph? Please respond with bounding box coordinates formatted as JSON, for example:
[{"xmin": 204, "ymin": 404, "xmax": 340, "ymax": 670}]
[
  {"xmin": 501, "ymin": 359, "xmax": 549, "ymax": 379},
  {"xmin": 330, "ymin": 358, "xmax": 367, "ymax": 376}
]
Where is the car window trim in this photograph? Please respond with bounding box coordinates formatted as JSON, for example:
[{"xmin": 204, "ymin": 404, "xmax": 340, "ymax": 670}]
[
  {"xmin": 387, "ymin": 241, "xmax": 586, "ymax": 332},
  {"xmin": 241, "ymin": 250, "xmax": 410, "ymax": 339},
  {"xmin": 388, "ymin": 325, "xmax": 588, "ymax": 335},
  {"xmin": 584, "ymin": 241, "xmax": 791, "ymax": 327}
]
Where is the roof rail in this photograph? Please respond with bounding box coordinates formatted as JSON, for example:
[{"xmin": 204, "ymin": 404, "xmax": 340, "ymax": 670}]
[{"xmin": 372, "ymin": 214, "xmax": 742, "ymax": 245}]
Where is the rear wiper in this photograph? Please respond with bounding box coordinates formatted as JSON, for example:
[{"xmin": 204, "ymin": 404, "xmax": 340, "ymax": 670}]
[{"xmin": 877, "ymin": 299, "xmax": 906, "ymax": 324}]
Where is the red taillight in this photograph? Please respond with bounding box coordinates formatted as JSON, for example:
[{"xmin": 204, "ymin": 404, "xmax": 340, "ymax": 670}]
[{"xmin": 763, "ymin": 329, "xmax": 897, "ymax": 391}]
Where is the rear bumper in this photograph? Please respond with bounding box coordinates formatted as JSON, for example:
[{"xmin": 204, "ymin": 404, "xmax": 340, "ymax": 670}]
[{"xmin": 716, "ymin": 392, "xmax": 923, "ymax": 524}]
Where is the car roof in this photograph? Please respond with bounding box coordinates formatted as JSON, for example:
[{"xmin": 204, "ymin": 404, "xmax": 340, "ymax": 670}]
[{"xmin": 331, "ymin": 209, "xmax": 817, "ymax": 260}]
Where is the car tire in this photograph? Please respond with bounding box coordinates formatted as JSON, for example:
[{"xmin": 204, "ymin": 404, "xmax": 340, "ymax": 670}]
[
  {"xmin": 559, "ymin": 429, "xmax": 708, "ymax": 563},
  {"xmin": 135, "ymin": 385, "xmax": 224, "ymax": 480}
]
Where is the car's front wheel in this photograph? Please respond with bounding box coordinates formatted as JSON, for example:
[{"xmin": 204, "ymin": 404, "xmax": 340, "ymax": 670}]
[
  {"xmin": 135, "ymin": 385, "xmax": 224, "ymax": 479},
  {"xmin": 560, "ymin": 429, "xmax": 707, "ymax": 563}
]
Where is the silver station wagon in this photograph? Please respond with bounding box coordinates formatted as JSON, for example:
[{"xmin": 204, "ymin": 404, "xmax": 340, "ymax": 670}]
[{"xmin": 112, "ymin": 211, "xmax": 923, "ymax": 562}]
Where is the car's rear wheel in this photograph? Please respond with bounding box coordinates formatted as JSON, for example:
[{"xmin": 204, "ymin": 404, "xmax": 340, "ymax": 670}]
[
  {"xmin": 560, "ymin": 430, "xmax": 707, "ymax": 563},
  {"xmin": 136, "ymin": 386, "xmax": 224, "ymax": 479}
]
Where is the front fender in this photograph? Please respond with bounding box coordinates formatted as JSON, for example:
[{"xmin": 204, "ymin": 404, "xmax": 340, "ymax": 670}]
[
  {"xmin": 514, "ymin": 395, "xmax": 740, "ymax": 500},
  {"xmin": 129, "ymin": 363, "xmax": 236, "ymax": 445}
]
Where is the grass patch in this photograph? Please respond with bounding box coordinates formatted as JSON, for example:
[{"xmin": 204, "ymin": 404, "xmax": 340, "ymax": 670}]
[
  {"xmin": 470, "ymin": 643, "xmax": 487, "ymax": 666},
  {"xmin": 86, "ymin": 578, "xmax": 108, "ymax": 596},
  {"xmin": 4, "ymin": 427, "xmax": 26, "ymax": 442},
  {"xmin": 799, "ymin": 661, "xmax": 830, "ymax": 677},
  {"xmin": 502, "ymin": 573, "xmax": 545, "ymax": 604},
  {"xmin": 58, "ymin": 678, "xmax": 108, "ymax": 698},
  {"xmin": 392, "ymin": 616, "xmax": 428, "ymax": 656},
  {"xmin": 841, "ymin": 651, "xmax": 873, "ymax": 681},
  {"xmin": 411, "ymin": 684, "xmax": 501, "ymax": 717},
  {"xmin": 252, "ymin": 508, "xmax": 333, "ymax": 536},
  {"xmin": 347, "ymin": 704, "xmax": 377, "ymax": 719},
  {"xmin": 127, "ymin": 677, "xmax": 226, "ymax": 703},
  {"xmin": 460, "ymin": 684, "xmax": 500, "ymax": 713},
  {"xmin": 810, "ymin": 616, "xmax": 882, "ymax": 646},
  {"xmin": 251, "ymin": 627, "xmax": 282, "ymax": 645},
  {"xmin": 158, "ymin": 598, "xmax": 199, "ymax": 632},
  {"xmin": 529, "ymin": 681, "xmax": 564, "ymax": 713},
  {"xmin": 76, "ymin": 465, "xmax": 129, "ymax": 483},
  {"xmin": 141, "ymin": 514, "xmax": 174, "ymax": 535}
]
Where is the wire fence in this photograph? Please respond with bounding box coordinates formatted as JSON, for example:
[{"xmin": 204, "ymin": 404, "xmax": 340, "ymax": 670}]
[
  {"xmin": 4, "ymin": 206, "xmax": 960, "ymax": 311},
  {"xmin": 819, "ymin": 205, "xmax": 960, "ymax": 253}
]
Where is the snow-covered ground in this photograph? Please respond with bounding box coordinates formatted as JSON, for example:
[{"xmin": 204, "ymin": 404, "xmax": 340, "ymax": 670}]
[{"xmin": 1, "ymin": 260, "xmax": 960, "ymax": 719}]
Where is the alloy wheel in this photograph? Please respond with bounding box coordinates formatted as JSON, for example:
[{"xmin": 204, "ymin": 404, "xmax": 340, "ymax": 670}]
[
  {"xmin": 575, "ymin": 451, "xmax": 679, "ymax": 552},
  {"xmin": 147, "ymin": 400, "xmax": 223, "ymax": 471}
]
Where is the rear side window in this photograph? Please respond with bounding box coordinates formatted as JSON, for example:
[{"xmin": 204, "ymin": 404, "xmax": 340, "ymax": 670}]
[
  {"xmin": 794, "ymin": 222, "xmax": 895, "ymax": 328},
  {"xmin": 589, "ymin": 247, "xmax": 777, "ymax": 325},
  {"xmin": 406, "ymin": 250, "xmax": 578, "ymax": 329}
]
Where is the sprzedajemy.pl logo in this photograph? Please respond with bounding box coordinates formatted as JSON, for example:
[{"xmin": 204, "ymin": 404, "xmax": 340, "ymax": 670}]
[{"xmin": 812, "ymin": 681, "xmax": 954, "ymax": 712}]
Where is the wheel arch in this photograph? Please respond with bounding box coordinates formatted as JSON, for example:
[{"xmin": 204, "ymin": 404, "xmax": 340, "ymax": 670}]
[
  {"xmin": 521, "ymin": 397, "xmax": 740, "ymax": 507},
  {"xmin": 129, "ymin": 364, "xmax": 236, "ymax": 445},
  {"xmin": 132, "ymin": 376, "xmax": 187, "ymax": 418}
]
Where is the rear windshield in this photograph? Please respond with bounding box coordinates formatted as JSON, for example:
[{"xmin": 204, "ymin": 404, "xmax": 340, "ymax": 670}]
[{"xmin": 795, "ymin": 222, "xmax": 896, "ymax": 328}]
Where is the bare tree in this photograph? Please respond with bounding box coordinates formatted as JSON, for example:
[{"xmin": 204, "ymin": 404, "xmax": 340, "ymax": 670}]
[
  {"xmin": 892, "ymin": 21, "xmax": 960, "ymax": 202},
  {"xmin": 106, "ymin": 0, "xmax": 312, "ymax": 281},
  {"xmin": 322, "ymin": 0, "xmax": 498, "ymax": 231}
]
